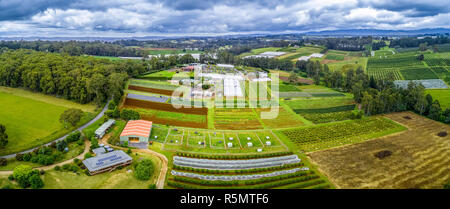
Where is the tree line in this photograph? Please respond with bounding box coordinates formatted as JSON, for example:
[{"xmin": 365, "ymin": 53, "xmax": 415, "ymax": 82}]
[
  {"xmin": 0, "ymin": 49, "xmax": 145, "ymax": 105},
  {"xmin": 0, "ymin": 40, "xmax": 145, "ymax": 57},
  {"xmin": 389, "ymin": 36, "xmax": 450, "ymax": 49}
]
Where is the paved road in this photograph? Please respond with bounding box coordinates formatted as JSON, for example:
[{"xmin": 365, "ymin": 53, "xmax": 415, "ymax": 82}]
[{"xmin": 0, "ymin": 100, "xmax": 110, "ymax": 159}]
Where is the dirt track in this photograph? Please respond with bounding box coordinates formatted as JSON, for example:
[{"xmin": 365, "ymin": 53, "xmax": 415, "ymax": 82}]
[{"xmin": 0, "ymin": 140, "xmax": 91, "ymax": 176}]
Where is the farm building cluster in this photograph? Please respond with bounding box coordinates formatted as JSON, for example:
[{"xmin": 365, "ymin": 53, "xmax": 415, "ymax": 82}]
[{"xmin": 172, "ymin": 63, "xmax": 272, "ymax": 99}]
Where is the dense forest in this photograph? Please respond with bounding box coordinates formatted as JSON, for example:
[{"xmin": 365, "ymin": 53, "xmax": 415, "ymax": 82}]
[
  {"xmin": 389, "ymin": 36, "xmax": 450, "ymax": 48},
  {"xmin": 0, "ymin": 49, "xmax": 147, "ymax": 104}
]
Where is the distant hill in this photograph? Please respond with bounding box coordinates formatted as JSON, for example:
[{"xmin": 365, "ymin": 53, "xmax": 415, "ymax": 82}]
[
  {"xmin": 0, "ymin": 28, "xmax": 449, "ymax": 41},
  {"xmin": 302, "ymin": 28, "xmax": 450, "ymax": 36}
]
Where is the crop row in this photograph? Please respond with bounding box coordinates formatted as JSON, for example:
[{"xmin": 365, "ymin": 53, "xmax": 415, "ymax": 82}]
[
  {"xmin": 167, "ymin": 171, "xmax": 324, "ymax": 189},
  {"xmin": 168, "ymin": 175, "xmax": 324, "ymax": 189},
  {"xmin": 175, "ymin": 151, "xmax": 294, "ymax": 159},
  {"xmin": 425, "ymin": 58, "xmax": 450, "ymax": 67},
  {"xmin": 368, "ymin": 55, "xmax": 423, "ymax": 68},
  {"xmin": 301, "ymin": 111, "xmax": 354, "ymax": 124},
  {"xmin": 172, "ymin": 162, "xmax": 304, "ymax": 175},
  {"xmin": 294, "ymin": 105, "xmax": 355, "ymax": 114},
  {"xmin": 281, "ymin": 117, "xmax": 399, "ymax": 146},
  {"xmin": 367, "ymin": 68, "xmax": 403, "ymax": 80}
]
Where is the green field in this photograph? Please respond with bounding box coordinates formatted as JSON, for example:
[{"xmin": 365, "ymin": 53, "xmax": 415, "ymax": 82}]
[
  {"xmin": 277, "ymin": 47, "xmax": 324, "ymax": 61},
  {"xmin": 425, "ymin": 89, "xmax": 450, "ymax": 109},
  {"xmin": 284, "ymin": 97, "xmax": 355, "ymax": 110},
  {"xmin": 239, "ymin": 47, "xmax": 282, "ymax": 57},
  {"xmin": 128, "ymin": 79, "xmax": 180, "ymax": 90},
  {"xmin": 325, "ymin": 54, "xmax": 345, "ymax": 60},
  {"xmin": 0, "ymin": 90, "xmax": 94, "ymax": 155},
  {"xmin": 146, "ymin": 49, "xmax": 202, "ymax": 55},
  {"xmin": 277, "ymin": 117, "xmax": 406, "ymax": 152}
]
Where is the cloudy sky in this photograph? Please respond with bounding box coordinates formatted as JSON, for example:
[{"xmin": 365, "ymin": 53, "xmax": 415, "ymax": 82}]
[{"xmin": 0, "ymin": 0, "xmax": 449, "ymax": 37}]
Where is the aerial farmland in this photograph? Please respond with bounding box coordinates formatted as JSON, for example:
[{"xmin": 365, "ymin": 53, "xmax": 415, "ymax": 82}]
[{"xmin": 0, "ymin": 4, "xmax": 449, "ymax": 197}]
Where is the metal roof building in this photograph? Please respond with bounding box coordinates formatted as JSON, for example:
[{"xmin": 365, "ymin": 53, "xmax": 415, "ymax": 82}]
[
  {"xmin": 82, "ymin": 150, "xmax": 132, "ymax": 175},
  {"xmin": 95, "ymin": 119, "xmax": 116, "ymax": 139},
  {"xmin": 92, "ymin": 147, "xmax": 106, "ymax": 155},
  {"xmin": 120, "ymin": 120, "xmax": 153, "ymax": 144}
]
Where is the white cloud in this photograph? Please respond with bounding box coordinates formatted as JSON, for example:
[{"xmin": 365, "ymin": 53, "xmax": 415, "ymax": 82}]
[{"xmin": 0, "ymin": 0, "xmax": 448, "ymax": 36}]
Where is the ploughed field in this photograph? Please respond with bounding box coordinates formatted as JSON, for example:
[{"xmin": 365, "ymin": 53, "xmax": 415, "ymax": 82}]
[{"xmin": 308, "ymin": 112, "xmax": 450, "ymax": 189}]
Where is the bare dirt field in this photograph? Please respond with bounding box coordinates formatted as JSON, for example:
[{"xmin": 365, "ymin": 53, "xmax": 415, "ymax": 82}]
[{"xmin": 308, "ymin": 112, "xmax": 450, "ymax": 189}]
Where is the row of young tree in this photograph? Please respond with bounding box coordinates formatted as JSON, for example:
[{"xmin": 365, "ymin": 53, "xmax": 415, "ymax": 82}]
[
  {"xmin": 0, "ymin": 49, "xmax": 143, "ymax": 105},
  {"xmin": 296, "ymin": 59, "xmax": 450, "ymax": 123}
]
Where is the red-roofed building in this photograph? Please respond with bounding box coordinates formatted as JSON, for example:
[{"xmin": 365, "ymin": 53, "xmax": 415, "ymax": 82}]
[
  {"xmin": 120, "ymin": 120, "xmax": 152, "ymax": 144},
  {"xmin": 182, "ymin": 66, "xmax": 194, "ymax": 71}
]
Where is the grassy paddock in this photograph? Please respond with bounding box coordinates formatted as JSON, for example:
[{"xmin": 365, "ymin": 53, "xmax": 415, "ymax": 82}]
[{"xmin": 0, "ymin": 91, "xmax": 96, "ymax": 156}]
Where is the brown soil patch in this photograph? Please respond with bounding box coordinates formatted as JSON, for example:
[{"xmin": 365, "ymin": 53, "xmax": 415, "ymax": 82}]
[
  {"xmin": 308, "ymin": 112, "xmax": 450, "ymax": 189},
  {"xmin": 140, "ymin": 114, "xmax": 207, "ymax": 129},
  {"xmin": 124, "ymin": 98, "xmax": 207, "ymax": 115},
  {"xmin": 279, "ymin": 76, "xmax": 314, "ymax": 85},
  {"xmin": 128, "ymin": 85, "xmax": 180, "ymax": 96},
  {"xmin": 437, "ymin": 131, "xmax": 448, "ymax": 137}
]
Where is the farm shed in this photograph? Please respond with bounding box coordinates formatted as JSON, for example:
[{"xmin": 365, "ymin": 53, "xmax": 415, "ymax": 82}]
[
  {"xmin": 82, "ymin": 150, "xmax": 132, "ymax": 175},
  {"xmin": 95, "ymin": 119, "xmax": 116, "ymax": 139},
  {"xmin": 120, "ymin": 120, "xmax": 153, "ymax": 144}
]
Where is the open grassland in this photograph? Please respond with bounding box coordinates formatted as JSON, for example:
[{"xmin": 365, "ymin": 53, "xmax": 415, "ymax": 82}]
[
  {"xmin": 238, "ymin": 47, "xmax": 282, "ymax": 57},
  {"xmin": 0, "ymin": 86, "xmax": 97, "ymax": 112},
  {"xmin": 324, "ymin": 57, "xmax": 368, "ymax": 72},
  {"xmin": 308, "ymin": 112, "xmax": 450, "ymax": 189},
  {"xmin": 277, "ymin": 46, "xmax": 324, "ymax": 61},
  {"xmin": 425, "ymin": 89, "xmax": 450, "ymax": 109},
  {"xmin": 0, "ymin": 91, "xmax": 94, "ymax": 155},
  {"xmin": 277, "ymin": 117, "xmax": 406, "ymax": 152}
]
